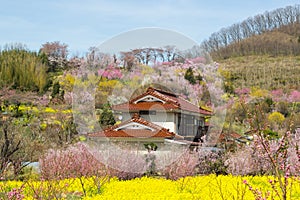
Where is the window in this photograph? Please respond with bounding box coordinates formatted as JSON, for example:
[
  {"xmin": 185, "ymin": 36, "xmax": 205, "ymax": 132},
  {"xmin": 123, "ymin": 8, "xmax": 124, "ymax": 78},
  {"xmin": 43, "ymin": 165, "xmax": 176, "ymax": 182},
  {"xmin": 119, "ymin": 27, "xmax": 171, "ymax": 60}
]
[
  {"xmin": 178, "ymin": 114, "xmax": 200, "ymax": 137},
  {"xmin": 139, "ymin": 110, "xmax": 156, "ymax": 115}
]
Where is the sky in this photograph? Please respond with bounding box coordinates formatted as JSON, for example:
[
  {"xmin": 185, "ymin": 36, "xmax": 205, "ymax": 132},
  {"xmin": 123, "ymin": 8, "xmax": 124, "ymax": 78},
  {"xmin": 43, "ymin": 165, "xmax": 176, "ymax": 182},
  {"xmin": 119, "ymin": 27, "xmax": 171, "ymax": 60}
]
[{"xmin": 0, "ymin": 0, "xmax": 299, "ymax": 56}]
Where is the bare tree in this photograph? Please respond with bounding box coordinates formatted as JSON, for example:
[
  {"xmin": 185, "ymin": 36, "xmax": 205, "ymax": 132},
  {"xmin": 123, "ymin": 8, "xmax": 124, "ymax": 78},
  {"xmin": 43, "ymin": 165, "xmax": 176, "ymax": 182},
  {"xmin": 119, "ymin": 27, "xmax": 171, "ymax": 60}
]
[{"xmin": 201, "ymin": 4, "xmax": 300, "ymax": 58}]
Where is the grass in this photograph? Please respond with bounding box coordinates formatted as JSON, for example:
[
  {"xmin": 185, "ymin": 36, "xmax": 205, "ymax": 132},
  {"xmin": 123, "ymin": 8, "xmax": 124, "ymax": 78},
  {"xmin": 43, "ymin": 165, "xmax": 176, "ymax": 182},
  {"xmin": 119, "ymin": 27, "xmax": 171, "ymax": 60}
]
[{"xmin": 218, "ymin": 55, "xmax": 300, "ymax": 90}]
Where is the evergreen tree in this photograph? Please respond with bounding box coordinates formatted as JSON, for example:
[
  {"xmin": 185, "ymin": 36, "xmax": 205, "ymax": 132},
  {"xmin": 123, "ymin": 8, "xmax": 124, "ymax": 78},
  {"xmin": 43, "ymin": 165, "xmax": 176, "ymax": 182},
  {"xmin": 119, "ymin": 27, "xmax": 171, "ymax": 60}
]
[
  {"xmin": 99, "ymin": 103, "xmax": 116, "ymax": 128},
  {"xmin": 184, "ymin": 67, "xmax": 196, "ymax": 85},
  {"xmin": 51, "ymin": 82, "xmax": 60, "ymax": 99}
]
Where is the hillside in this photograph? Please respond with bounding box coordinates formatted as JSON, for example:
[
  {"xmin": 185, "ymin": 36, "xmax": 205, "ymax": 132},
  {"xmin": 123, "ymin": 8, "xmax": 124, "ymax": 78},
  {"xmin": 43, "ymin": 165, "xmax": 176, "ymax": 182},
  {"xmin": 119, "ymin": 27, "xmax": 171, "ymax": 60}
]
[
  {"xmin": 202, "ymin": 5, "xmax": 300, "ymax": 59},
  {"xmin": 218, "ymin": 55, "xmax": 300, "ymax": 90},
  {"xmin": 212, "ymin": 23, "xmax": 300, "ymax": 59},
  {"xmin": 201, "ymin": 5, "xmax": 300, "ymax": 91},
  {"xmin": 214, "ymin": 22, "xmax": 300, "ymax": 91}
]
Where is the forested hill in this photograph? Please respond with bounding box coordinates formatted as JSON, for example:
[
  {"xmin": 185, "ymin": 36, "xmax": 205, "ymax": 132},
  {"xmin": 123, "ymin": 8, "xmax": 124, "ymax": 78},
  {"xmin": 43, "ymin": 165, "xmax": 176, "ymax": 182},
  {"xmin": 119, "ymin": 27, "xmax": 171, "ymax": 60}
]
[
  {"xmin": 201, "ymin": 5, "xmax": 300, "ymax": 59},
  {"xmin": 200, "ymin": 4, "xmax": 300, "ymax": 91}
]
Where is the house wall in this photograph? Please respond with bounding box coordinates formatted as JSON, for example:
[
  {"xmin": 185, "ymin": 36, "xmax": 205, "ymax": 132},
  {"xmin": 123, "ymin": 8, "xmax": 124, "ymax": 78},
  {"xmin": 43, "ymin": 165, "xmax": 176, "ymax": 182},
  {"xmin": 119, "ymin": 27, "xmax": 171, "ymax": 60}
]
[
  {"xmin": 152, "ymin": 122, "xmax": 176, "ymax": 133},
  {"xmin": 120, "ymin": 111, "xmax": 207, "ymax": 138},
  {"xmin": 121, "ymin": 112, "xmax": 132, "ymax": 121},
  {"xmin": 139, "ymin": 112, "xmax": 176, "ymax": 133},
  {"xmin": 121, "ymin": 112, "xmax": 176, "ymax": 133}
]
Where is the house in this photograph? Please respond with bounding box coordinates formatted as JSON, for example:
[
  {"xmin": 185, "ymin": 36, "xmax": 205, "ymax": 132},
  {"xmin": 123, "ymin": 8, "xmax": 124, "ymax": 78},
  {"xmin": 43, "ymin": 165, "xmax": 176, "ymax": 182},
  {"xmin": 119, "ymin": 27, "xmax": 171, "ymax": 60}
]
[
  {"xmin": 88, "ymin": 113, "xmax": 183, "ymax": 149},
  {"xmin": 113, "ymin": 87, "xmax": 212, "ymax": 141},
  {"xmin": 88, "ymin": 87, "xmax": 212, "ymax": 143}
]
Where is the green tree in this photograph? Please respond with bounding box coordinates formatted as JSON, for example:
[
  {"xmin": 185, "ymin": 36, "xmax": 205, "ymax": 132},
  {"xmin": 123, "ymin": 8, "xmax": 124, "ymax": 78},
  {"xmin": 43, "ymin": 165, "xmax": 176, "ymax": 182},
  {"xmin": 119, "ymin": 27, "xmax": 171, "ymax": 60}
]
[
  {"xmin": 51, "ymin": 82, "xmax": 60, "ymax": 98},
  {"xmin": 0, "ymin": 44, "xmax": 48, "ymax": 92},
  {"xmin": 98, "ymin": 103, "xmax": 116, "ymax": 129},
  {"xmin": 184, "ymin": 67, "xmax": 196, "ymax": 85},
  {"xmin": 50, "ymin": 82, "xmax": 65, "ymax": 104}
]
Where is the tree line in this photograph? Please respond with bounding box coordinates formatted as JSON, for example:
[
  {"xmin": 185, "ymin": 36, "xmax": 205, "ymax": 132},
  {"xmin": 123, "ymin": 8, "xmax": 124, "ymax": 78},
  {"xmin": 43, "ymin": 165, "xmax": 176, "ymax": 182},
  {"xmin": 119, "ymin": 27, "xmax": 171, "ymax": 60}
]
[
  {"xmin": 0, "ymin": 42, "xmax": 84, "ymax": 93},
  {"xmin": 0, "ymin": 44, "xmax": 49, "ymax": 92},
  {"xmin": 201, "ymin": 4, "xmax": 300, "ymax": 59}
]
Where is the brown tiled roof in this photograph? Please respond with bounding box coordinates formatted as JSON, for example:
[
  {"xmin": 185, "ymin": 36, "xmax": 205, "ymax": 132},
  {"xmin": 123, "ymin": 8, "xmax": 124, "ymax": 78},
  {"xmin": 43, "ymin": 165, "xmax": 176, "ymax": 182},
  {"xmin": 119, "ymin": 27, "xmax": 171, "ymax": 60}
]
[
  {"xmin": 129, "ymin": 87, "xmax": 179, "ymax": 105},
  {"xmin": 88, "ymin": 114, "xmax": 182, "ymax": 139},
  {"xmin": 89, "ymin": 129, "xmax": 174, "ymax": 138},
  {"xmin": 218, "ymin": 132, "xmax": 242, "ymax": 142},
  {"xmin": 113, "ymin": 87, "xmax": 212, "ymax": 116}
]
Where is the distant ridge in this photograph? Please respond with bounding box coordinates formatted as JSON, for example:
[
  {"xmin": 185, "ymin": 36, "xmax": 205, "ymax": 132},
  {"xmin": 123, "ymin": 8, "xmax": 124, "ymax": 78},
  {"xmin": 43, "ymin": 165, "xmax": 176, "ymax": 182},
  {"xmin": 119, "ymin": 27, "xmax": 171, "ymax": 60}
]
[{"xmin": 201, "ymin": 5, "xmax": 300, "ymax": 59}]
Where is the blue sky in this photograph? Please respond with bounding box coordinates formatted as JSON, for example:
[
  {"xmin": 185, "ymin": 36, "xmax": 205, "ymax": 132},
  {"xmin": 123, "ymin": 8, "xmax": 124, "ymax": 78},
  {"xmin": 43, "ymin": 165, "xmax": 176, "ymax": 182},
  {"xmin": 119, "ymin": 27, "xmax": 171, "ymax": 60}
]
[{"xmin": 0, "ymin": 0, "xmax": 299, "ymax": 55}]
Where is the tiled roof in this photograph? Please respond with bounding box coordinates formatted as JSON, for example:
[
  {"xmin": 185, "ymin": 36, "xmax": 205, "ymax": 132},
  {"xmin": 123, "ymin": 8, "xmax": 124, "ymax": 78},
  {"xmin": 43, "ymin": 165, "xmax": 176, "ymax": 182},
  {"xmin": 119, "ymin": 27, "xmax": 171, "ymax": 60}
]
[
  {"xmin": 218, "ymin": 132, "xmax": 242, "ymax": 141},
  {"xmin": 88, "ymin": 114, "xmax": 182, "ymax": 139},
  {"xmin": 113, "ymin": 87, "xmax": 212, "ymax": 116}
]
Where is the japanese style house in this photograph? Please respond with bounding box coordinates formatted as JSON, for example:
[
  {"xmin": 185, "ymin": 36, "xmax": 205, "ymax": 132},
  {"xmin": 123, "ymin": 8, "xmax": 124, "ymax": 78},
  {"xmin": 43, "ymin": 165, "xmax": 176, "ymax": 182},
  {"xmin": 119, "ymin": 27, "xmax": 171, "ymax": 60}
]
[{"xmin": 88, "ymin": 87, "xmax": 212, "ymax": 143}]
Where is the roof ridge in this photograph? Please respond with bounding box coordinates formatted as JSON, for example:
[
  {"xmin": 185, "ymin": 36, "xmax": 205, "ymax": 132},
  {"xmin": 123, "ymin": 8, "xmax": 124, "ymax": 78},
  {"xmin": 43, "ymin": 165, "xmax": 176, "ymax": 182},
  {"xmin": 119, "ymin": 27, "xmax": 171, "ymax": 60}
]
[
  {"xmin": 128, "ymin": 87, "xmax": 180, "ymax": 106},
  {"xmin": 113, "ymin": 87, "xmax": 212, "ymax": 115},
  {"xmin": 129, "ymin": 92, "xmax": 149, "ymax": 104},
  {"xmin": 177, "ymin": 95, "xmax": 199, "ymax": 108},
  {"xmin": 147, "ymin": 87, "xmax": 177, "ymax": 97},
  {"xmin": 150, "ymin": 90, "xmax": 179, "ymax": 106}
]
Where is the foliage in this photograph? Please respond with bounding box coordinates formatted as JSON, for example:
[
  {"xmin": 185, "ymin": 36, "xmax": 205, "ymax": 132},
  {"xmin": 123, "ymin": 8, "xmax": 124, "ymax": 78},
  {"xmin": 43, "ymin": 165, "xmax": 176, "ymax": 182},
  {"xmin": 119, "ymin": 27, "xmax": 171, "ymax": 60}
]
[
  {"xmin": 144, "ymin": 142, "xmax": 158, "ymax": 151},
  {"xmin": 250, "ymin": 87, "xmax": 270, "ymax": 98},
  {"xmin": 59, "ymin": 73, "xmax": 75, "ymax": 92},
  {"xmin": 39, "ymin": 111, "xmax": 78, "ymax": 147},
  {"xmin": 197, "ymin": 149, "xmax": 227, "ymax": 175},
  {"xmin": 96, "ymin": 78, "xmax": 122, "ymax": 106},
  {"xmin": 50, "ymin": 82, "xmax": 65, "ymax": 104},
  {"xmin": 39, "ymin": 41, "xmax": 69, "ymax": 72},
  {"xmin": 262, "ymin": 129, "xmax": 279, "ymax": 139},
  {"xmin": 226, "ymin": 96, "xmax": 300, "ymax": 200},
  {"xmin": 184, "ymin": 67, "xmax": 196, "ymax": 85},
  {"xmin": 268, "ymin": 111, "xmax": 285, "ymax": 125},
  {"xmin": 1, "ymin": 32, "xmax": 300, "ymax": 200},
  {"xmin": 51, "ymin": 82, "xmax": 60, "ymax": 99},
  {"xmin": 0, "ymin": 44, "xmax": 49, "ymax": 92},
  {"xmin": 0, "ymin": 102, "xmax": 79, "ymax": 180},
  {"xmin": 98, "ymin": 103, "xmax": 116, "ymax": 129}
]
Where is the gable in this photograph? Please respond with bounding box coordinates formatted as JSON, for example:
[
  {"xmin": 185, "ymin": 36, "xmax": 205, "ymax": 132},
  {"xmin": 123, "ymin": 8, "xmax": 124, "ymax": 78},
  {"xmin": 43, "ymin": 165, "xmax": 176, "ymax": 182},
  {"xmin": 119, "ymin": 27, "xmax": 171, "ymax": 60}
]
[
  {"xmin": 87, "ymin": 114, "xmax": 178, "ymax": 139},
  {"xmin": 133, "ymin": 95, "xmax": 165, "ymax": 104},
  {"xmin": 113, "ymin": 87, "xmax": 212, "ymax": 116},
  {"xmin": 115, "ymin": 122, "xmax": 155, "ymax": 131}
]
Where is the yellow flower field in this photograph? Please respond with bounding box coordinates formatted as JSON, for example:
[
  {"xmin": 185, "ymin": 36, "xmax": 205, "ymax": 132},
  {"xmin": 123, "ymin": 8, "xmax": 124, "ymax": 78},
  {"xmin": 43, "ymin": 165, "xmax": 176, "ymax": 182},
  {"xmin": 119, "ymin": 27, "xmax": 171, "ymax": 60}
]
[{"xmin": 1, "ymin": 175, "xmax": 300, "ymax": 200}]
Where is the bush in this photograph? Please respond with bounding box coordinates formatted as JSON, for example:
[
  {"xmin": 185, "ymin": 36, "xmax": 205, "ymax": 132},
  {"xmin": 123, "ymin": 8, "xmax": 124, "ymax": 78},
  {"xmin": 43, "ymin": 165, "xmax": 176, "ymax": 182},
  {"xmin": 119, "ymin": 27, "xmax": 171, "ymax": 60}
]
[
  {"xmin": 39, "ymin": 142, "xmax": 147, "ymax": 180},
  {"xmin": 225, "ymin": 129, "xmax": 300, "ymax": 176},
  {"xmin": 197, "ymin": 148, "xmax": 227, "ymax": 175},
  {"xmin": 163, "ymin": 150, "xmax": 198, "ymax": 180},
  {"xmin": 39, "ymin": 143, "xmax": 103, "ymax": 180}
]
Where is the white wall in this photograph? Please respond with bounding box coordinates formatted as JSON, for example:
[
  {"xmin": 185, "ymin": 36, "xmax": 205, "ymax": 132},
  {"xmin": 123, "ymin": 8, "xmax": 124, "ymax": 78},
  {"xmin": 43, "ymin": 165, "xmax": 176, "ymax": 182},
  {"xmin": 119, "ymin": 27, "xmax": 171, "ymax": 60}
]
[
  {"xmin": 152, "ymin": 121, "xmax": 176, "ymax": 132},
  {"xmin": 141, "ymin": 112, "xmax": 176, "ymax": 132},
  {"xmin": 120, "ymin": 112, "xmax": 177, "ymax": 133}
]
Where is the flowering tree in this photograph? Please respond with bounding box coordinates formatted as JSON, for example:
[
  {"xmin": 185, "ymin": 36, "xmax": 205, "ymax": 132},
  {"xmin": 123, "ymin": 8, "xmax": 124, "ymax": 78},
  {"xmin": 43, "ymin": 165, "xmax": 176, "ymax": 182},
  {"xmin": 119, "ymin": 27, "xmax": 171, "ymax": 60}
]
[{"xmin": 225, "ymin": 98, "xmax": 300, "ymax": 200}]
